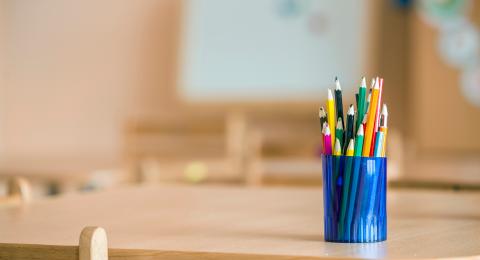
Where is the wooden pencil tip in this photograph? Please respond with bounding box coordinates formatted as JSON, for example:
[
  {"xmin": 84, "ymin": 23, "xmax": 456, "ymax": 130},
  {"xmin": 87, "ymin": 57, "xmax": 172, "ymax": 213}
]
[
  {"xmin": 381, "ymin": 104, "xmax": 388, "ymax": 116},
  {"xmin": 319, "ymin": 107, "xmax": 326, "ymax": 118},
  {"xmin": 323, "ymin": 123, "xmax": 330, "ymax": 134},
  {"xmin": 361, "ymin": 77, "xmax": 366, "ymax": 88},
  {"xmin": 334, "ymin": 138, "xmax": 342, "ymax": 153},
  {"xmin": 336, "ymin": 118, "xmax": 343, "ymax": 129},
  {"xmin": 327, "ymin": 89, "xmax": 334, "ymax": 100},
  {"xmin": 335, "ymin": 78, "xmax": 341, "ymax": 90},
  {"xmin": 357, "ymin": 124, "xmax": 364, "ymax": 136},
  {"xmin": 347, "ymin": 139, "xmax": 354, "ymax": 150},
  {"xmin": 348, "ymin": 105, "xmax": 355, "ymax": 115}
]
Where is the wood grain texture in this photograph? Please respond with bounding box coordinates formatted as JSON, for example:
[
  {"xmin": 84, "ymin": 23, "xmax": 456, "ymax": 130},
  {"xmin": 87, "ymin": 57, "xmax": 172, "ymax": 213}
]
[
  {"xmin": 1, "ymin": 185, "xmax": 480, "ymax": 259},
  {"xmin": 79, "ymin": 227, "xmax": 108, "ymax": 260}
]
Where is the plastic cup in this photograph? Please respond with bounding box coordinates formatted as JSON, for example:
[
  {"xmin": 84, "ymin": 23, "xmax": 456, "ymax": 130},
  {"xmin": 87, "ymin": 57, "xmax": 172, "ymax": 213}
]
[{"xmin": 322, "ymin": 154, "xmax": 387, "ymax": 243}]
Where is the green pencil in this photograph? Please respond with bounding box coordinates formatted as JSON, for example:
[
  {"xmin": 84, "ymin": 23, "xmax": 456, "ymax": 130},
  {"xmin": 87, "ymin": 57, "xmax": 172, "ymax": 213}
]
[
  {"xmin": 335, "ymin": 118, "xmax": 344, "ymax": 151},
  {"xmin": 356, "ymin": 77, "xmax": 366, "ymax": 132},
  {"xmin": 338, "ymin": 139, "xmax": 355, "ymax": 240},
  {"xmin": 354, "ymin": 125, "xmax": 364, "ymax": 156}
]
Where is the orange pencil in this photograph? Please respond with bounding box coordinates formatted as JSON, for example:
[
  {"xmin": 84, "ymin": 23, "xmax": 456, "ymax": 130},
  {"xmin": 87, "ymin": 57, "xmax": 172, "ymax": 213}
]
[{"xmin": 362, "ymin": 78, "xmax": 380, "ymax": 156}]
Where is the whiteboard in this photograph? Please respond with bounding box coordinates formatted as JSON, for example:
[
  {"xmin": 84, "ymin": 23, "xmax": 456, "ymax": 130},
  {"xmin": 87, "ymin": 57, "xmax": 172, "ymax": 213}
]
[{"xmin": 179, "ymin": 0, "xmax": 368, "ymax": 101}]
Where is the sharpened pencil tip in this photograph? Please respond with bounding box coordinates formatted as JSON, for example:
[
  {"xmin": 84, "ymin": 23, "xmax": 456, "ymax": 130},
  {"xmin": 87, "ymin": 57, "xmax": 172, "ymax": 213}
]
[
  {"xmin": 327, "ymin": 89, "xmax": 334, "ymax": 100},
  {"xmin": 334, "ymin": 138, "xmax": 342, "ymax": 153},
  {"xmin": 348, "ymin": 104, "xmax": 355, "ymax": 115},
  {"xmin": 335, "ymin": 78, "xmax": 341, "ymax": 90},
  {"xmin": 357, "ymin": 124, "xmax": 364, "ymax": 136},
  {"xmin": 347, "ymin": 139, "xmax": 354, "ymax": 151},
  {"xmin": 381, "ymin": 104, "xmax": 388, "ymax": 116},
  {"xmin": 374, "ymin": 77, "xmax": 380, "ymax": 89},
  {"xmin": 336, "ymin": 118, "xmax": 343, "ymax": 130},
  {"xmin": 323, "ymin": 123, "xmax": 331, "ymax": 135},
  {"xmin": 361, "ymin": 77, "xmax": 366, "ymax": 88},
  {"xmin": 319, "ymin": 107, "xmax": 326, "ymax": 118}
]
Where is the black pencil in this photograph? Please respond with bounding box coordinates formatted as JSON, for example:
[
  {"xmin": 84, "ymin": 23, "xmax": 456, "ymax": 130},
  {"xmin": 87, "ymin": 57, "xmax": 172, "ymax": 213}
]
[
  {"xmin": 334, "ymin": 77, "xmax": 344, "ymax": 129},
  {"xmin": 344, "ymin": 104, "xmax": 355, "ymax": 153},
  {"xmin": 319, "ymin": 107, "xmax": 327, "ymax": 132}
]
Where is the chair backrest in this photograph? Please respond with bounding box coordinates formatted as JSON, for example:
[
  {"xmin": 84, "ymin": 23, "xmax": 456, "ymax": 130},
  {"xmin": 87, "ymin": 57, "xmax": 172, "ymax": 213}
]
[{"xmin": 0, "ymin": 177, "xmax": 32, "ymax": 206}]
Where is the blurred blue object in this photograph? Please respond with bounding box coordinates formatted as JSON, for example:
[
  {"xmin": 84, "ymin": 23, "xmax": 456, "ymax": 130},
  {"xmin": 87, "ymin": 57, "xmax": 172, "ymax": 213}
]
[{"xmin": 393, "ymin": 0, "xmax": 412, "ymax": 8}]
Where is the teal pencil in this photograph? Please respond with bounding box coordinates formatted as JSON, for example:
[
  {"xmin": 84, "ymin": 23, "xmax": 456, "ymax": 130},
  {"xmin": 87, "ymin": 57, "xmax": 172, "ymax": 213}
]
[
  {"xmin": 374, "ymin": 131, "xmax": 385, "ymax": 157},
  {"xmin": 345, "ymin": 125, "xmax": 364, "ymax": 240}
]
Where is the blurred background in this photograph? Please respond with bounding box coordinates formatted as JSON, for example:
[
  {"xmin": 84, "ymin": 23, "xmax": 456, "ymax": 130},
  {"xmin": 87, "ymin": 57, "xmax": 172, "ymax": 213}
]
[{"xmin": 0, "ymin": 0, "xmax": 479, "ymax": 199}]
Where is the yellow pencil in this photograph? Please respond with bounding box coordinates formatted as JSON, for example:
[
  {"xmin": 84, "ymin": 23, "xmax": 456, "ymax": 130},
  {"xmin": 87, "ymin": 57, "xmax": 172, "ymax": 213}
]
[
  {"xmin": 334, "ymin": 138, "xmax": 342, "ymax": 156},
  {"xmin": 327, "ymin": 88, "xmax": 336, "ymax": 150},
  {"xmin": 362, "ymin": 78, "xmax": 380, "ymax": 156},
  {"xmin": 380, "ymin": 104, "xmax": 388, "ymax": 157},
  {"xmin": 346, "ymin": 139, "xmax": 354, "ymax": 156}
]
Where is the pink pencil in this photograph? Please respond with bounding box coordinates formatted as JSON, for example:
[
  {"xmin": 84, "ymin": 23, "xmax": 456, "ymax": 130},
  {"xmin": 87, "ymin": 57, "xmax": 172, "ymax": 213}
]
[{"xmin": 323, "ymin": 122, "xmax": 332, "ymax": 155}]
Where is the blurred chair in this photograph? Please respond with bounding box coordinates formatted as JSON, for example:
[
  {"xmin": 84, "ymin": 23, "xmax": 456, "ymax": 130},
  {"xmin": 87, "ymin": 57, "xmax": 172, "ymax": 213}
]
[
  {"xmin": 0, "ymin": 159, "xmax": 130, "ymax": 196},
  {"xmin": 0, "ymin": 177, "xmax": 31, "ymax": 206},
  {"xmin": 244, "ymin": 110, "xmax": 323, "ymax": 186},
  {"xmin": 125, "ymin": 110, "xmax": 249, "ymax": 184}
]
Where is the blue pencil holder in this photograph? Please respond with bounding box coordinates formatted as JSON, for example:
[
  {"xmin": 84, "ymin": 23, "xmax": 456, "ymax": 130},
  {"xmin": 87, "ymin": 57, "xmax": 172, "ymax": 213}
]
[{"xmin": 322, "ymin": 155, "xmax": 387, "ymax": 243}]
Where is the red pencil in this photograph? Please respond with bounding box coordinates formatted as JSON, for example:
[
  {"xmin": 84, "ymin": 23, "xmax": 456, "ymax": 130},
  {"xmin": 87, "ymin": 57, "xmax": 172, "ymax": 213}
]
[
  {"xmin": 322, "ymin": 122, "xmax": 332, "ymax": 155},
  {"xmin": 370, "ymin": 78, "xmax": 383, "ymax": 156}
]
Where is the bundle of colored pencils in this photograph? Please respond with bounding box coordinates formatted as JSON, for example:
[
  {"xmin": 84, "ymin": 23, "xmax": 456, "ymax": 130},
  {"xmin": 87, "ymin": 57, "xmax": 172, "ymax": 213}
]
[{"xmin": 319, "ymin": 77, "xmax": 388, "ymax": 158}]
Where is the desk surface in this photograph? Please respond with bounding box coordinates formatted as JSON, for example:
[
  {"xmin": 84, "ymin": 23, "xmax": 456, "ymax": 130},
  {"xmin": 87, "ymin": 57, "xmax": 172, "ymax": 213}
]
[{"xmin": 1, "ymin": 185, "xmax": 480, "ymax": 259}]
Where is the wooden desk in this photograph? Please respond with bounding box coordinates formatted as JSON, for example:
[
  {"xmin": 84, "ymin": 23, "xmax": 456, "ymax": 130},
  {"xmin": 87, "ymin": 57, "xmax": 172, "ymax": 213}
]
[{"xmin": 1, "ymin": 185, "xmax": 480, "ymax": 259}]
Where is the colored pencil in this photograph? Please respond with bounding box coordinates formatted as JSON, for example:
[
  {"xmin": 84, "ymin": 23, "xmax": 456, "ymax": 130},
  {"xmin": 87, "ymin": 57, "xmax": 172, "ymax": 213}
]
[
  {"xmin": 327, "ymin": 89, "xmax": 336, "ymax": 150},
  {"xmin": 335, "ymin": 77, "xmax": 345, "ymax": 129},
  {"xmin": 334, "ymin": 138, "xmax": 342, "ymax": 156},
  {"xmin": 338, "ymin": 139, "xmax": 354, "ymax": 240},
  {"xmin": 356, "ymin": 77, "xmax": 367, "ymax": 133},
  {"xmin": 344, "ymin": 105, "xmax": 355, "ymax": 154},
  {"xmin": 365, "ymin": 92, "xmax": 371, "ymax": 118},
  {"xmin": 354, "ymin": 125, "xmax": 364, "ymax": 157},
  {"xmin": 370, "ymin": 78, "xmax": 384, "ymax": 156},
  {"xmin": 335, "ymin": 118, "xmax": 344, "ymax": 151},
  {"xmin": 322, "ymin": 123, "xmax": 332, "ymax": 155},
  {"xmin": 345, "ymin": 127, "xmax": 364, "ymax": 240},
  {"xmin": 379, "ymin": 104, "xmax": 388, "ymax": 157},
  {"xmin": 374, "ymin": 131, "xmax": 385, "ymax": 157},
  {"xmin": 319, "ymin": 107, "xmax": 327, "ymax": 132},
  {"xmin": 362, "ymin": 78, "xmax": 380, "ymax": 156}
]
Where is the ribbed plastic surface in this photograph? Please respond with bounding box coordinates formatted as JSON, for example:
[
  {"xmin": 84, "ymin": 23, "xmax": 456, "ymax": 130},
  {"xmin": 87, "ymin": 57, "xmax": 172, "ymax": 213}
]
[{"xmin": 322, "ymin": 155, "xmax": 387, "ymax": 243}]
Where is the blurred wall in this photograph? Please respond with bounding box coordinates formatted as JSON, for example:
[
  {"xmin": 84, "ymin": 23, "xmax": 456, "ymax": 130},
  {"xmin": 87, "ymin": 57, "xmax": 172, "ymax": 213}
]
[{"xmin": 0, "ymin": 0, "xmax": 180, "ymax": 163}]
